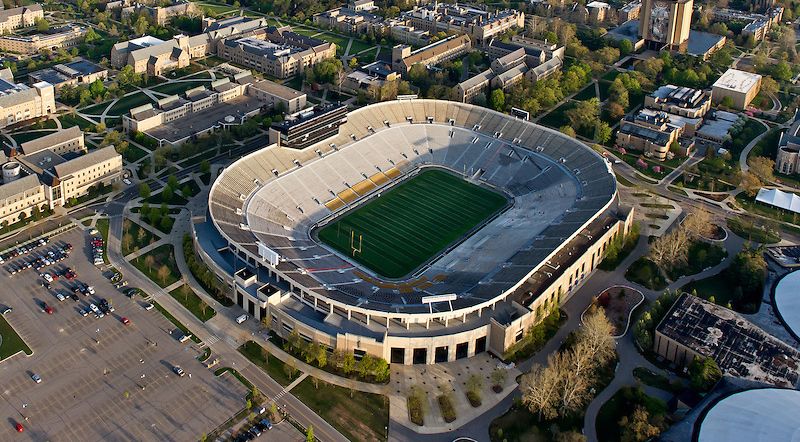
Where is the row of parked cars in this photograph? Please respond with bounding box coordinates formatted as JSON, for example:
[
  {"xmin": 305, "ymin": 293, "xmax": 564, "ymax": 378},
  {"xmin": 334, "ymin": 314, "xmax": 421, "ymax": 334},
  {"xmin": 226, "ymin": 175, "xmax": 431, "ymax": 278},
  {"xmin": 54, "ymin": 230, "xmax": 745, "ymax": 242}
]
[
  {"xmin": 7, "ymin": 243, "xmax": 72, "ymax": 276},
  {"xmin": 91, "ymin": 236, "xmax": 104, "ymax": 266},
  {"xmin": 233, "ymin": 418, "xmax": 273, "ymax": 441},
  {"xmin": 0, "ymin": 236, "xmax": 50, "ymax": 264}
]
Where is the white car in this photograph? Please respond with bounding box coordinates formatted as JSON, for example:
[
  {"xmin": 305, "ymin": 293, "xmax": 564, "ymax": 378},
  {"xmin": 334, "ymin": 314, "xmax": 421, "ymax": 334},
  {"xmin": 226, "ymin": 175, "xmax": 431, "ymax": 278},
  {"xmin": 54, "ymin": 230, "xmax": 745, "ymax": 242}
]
[
  {"xmin": 123, "ymin": 178, "xmax": 132, "ymax": 185},
  {"xmin": 143, "ymin": 302, "xmax": 154, "ymax": 311},
  {"xmin": 55, "ymin": 292, "xmax": 66, "ymax": 302},
  {"xmin": 87, "ymin": 286, "xmax": 95, "ymax": 295},
  {"xmin": 41, "ymin": 273, "xmax": 53, "ymax": 283}
]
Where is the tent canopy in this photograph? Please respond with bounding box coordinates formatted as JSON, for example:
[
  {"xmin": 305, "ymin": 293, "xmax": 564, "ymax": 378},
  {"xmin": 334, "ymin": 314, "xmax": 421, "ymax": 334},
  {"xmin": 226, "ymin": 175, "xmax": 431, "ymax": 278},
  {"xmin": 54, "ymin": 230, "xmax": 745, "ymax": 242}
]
[{"xmin": 756, "ymin": 188, "xmax": 800, "ymax": 215}]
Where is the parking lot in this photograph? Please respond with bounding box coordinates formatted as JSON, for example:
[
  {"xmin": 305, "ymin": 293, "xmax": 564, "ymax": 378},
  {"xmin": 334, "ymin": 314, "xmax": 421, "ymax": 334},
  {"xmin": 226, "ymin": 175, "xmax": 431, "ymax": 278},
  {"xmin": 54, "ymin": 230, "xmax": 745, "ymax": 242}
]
[{"xmin": 0, "ymin": 227, "xmax": 249, "ymax": 441}]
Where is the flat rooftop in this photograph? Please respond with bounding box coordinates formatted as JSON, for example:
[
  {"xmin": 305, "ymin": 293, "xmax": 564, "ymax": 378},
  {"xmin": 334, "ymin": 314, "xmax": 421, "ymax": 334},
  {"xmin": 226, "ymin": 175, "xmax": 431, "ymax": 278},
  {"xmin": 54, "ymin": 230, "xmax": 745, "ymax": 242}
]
[
  {"xmin": 657, "ymin": 293, "xmax": 800, "ymax": 388},
  {"xmin": 145, "ymin": 95, "xmax": 263, "ymax": 143},
  {"xmin": 713, "ymin": 68, "xmax": 762, "ymax": 93},
  {"xmin": 687, "ymin": 30, "xmax": 725, "ymax": 58}
]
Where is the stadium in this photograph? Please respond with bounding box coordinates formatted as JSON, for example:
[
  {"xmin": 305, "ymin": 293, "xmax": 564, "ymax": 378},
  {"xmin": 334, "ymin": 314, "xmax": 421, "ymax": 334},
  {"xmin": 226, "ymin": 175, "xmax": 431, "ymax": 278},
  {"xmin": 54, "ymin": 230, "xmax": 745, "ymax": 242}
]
[{"xmin": 194, "ymin": 99, "xmax": 633, "ymax": 365}]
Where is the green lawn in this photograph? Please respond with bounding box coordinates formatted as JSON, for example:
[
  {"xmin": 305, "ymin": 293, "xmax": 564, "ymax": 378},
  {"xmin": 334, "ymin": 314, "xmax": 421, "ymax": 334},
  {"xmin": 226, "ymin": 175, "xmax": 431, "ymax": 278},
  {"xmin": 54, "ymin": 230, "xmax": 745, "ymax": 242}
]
[
  {"xmin": 122, "ymin": 144, "xmax": 149, "ymax": 163},
  {"xmin": 152, "ymin": 300, "xmax": 201, "ymax": 343},
  {"xmin": 573, "ymin": 84, "xmax": 597, "ymax": 101},
  {"xmin": 625, "ymin": 258, "xmax": 667, "ymax": 290},
  {"xmin": 131, "ymin": 244, "xmax": 180, "ymax": 287},
  {"xmin": 238, "ymin": 341, "xmax": 301, "ymax": 387},
  {"xmin": 0, "ymin": 315, "xmax": 32, "ymax": 361},
  {"xmin": 726, "ymin": 216, "xmax": 780, "ymax": 244},
  {"xmin": 107, "ymin": 92, "xmax": 155, "ymax": 117},
  {"xmin": 292, "ymin": 376, "xmax": 389, "ymax": 442},
  {"xmin": 10, "ymin": 130, "xmax": 56, "ymax": 144},
  {"xmin": 596, "ymin": 386, "xmax": 668, "ymax": 442},
  {"xmin": 122, "ymin": 219, "xmax": 159, "ymax": 256},
  {"xmin": 539, "ymin": 101, "xmax": 576, "ymax": 129},
  {"xmin": 58, "ymin": 113, "xmax": 95, "ymax": 130},
  {"xmin": 151, "ymin": 80, "xmax": 211, "ymax": 96},
  {"xmin": 80, "ymin": 101, "xmax": 110, "ymax": 115},
  {"xmin": 318, "ymin": 169, "xmax": 508, "ymax": 278},
  {"xmin": 169, "ymin": 284, "xmax": 216, "ymax": 322},
  {"xmin": 95, "ymin": 218, "xmax": 110, "ymax": 264}
]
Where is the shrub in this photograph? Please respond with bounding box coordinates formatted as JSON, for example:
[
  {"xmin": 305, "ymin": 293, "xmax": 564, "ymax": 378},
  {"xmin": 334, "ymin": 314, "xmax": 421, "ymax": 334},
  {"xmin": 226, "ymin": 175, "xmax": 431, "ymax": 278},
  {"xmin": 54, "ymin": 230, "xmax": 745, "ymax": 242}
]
[{"xmin": 437, "ymin": 394, "xmax": 457, "ymax": 423}]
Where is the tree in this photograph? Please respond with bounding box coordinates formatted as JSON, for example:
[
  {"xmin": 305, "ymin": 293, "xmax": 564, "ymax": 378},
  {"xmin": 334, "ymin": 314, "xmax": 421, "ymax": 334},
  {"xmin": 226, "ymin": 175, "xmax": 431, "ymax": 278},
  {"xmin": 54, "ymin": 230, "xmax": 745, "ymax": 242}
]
[
  {"xmin": 200, "ymin": 159, "xmax": 211, "ymax": 175},
  {"xmin": 618, "ymin": 39, "xmax": 633, "ymax": 56},
  {"xmin": 162, "ymin": 185, "xmax": 174, "ymax": 204},
  {"xmin": 740, "ymin": 172, "xmax": 762, "ymax": 197},
  {"xmin": 772, "ymin": 60, "xmax": 792, "ymax": 82},
  {"xmin": 157, "ymin": 265, "xmax": 170, "ymax": 285},
  {"xmin": 341, "ymin": 352, "xmax": 355, "ymax": 375},
  {"xmin": 749, "ymin": 156, "xmax": 775, "ymax": 182},
  {"xmin": 306, "ymin": 425, "xmax": 314, "ymax": 442},
  {"xmin": 559, "ymin": 125, "xmax": 576, "ymax": 137},
  {"xmin": 688, "ymin": 356, "xmax": 722, "ymax": 391},
  {"xmin": 649, "ymin": 226, "xmax": 690, "ymax": 270},
  {"xmin": 605, "ymin": 102, "xmax": 626, "ymax": 121},
  {"xmin": 139, "ymin": 182, "xmax": 151, "ymax": 200},
  {"xmin": 85, "ymin": 28, "xmax": 101, "ymax": 44},
  {"xmin": 720, "ymin": 96, "xmax": 735, "ymax": 109},
  {"xmin": 520, "ymin": 360, "xmax": 561, "ymax": 419},
  {"xmin": 728, "ymin": 248, "xmax": 767, "ymax": 296},
  {"xmin": 35, "ymin": 18, "xmax": 50, "ymax": 32},
  {"xmin": 619, "ymin": 406, "xmax": 661, "ymax": 442},
  {"xmin": 761, "ymin": 76, "xmax": 780, "ymax": 96},
  {"xmin": 593, "ymin": 122, "xmax": 612, "ymax": 144},
  {"xmin": 144, "ymin": 255, "xmax": 155, "ymax": 273},
  {"xmin": 566, "ymin": 98, "xmax": 600, "ymax": 131},
  {"xmin": 489, "ymin": 89, "xmax": 505, "ymax": 111}
]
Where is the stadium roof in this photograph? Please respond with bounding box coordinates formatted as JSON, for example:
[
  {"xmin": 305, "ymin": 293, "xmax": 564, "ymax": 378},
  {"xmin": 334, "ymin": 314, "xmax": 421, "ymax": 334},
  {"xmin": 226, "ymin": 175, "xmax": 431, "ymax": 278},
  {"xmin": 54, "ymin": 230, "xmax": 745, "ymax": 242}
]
[
  {"xmin": 774, "ymin": 270, "xmax": 800, "ymax": 339},
  {"xmin": 756, "ymin": 188, "xmax": 800, "ymax": 214},
  {"xmin": 697, "ymin": 388, "xmax": 800, "ymax": 442}
]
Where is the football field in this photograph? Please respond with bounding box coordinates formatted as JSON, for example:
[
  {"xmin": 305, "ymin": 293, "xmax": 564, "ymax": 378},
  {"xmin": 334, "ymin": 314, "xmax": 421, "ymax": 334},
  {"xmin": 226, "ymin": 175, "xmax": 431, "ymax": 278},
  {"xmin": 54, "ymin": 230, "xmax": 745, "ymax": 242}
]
[{"xmin": 317, "ymin": 169, "xmax": 508, "ymax": 278}]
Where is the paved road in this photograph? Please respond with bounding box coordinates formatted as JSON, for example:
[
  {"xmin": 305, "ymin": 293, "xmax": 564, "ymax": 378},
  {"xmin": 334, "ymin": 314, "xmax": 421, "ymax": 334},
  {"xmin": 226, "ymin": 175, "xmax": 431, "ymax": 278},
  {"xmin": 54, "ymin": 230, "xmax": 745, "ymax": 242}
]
[{"xmin": 738, "ymin": 119, "xmax": 771, "ymax": 173}]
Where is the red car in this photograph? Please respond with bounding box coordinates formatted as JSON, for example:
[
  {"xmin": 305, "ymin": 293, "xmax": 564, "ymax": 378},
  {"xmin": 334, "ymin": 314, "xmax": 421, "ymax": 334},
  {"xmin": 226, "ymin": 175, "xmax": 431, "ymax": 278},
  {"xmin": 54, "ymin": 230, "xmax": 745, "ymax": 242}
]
[
  {"xmin": 14, "ymin": 422, "xmax": 23, "ymax": 432},
  {"xmin": 44, "ymin": 305, "xmax": 54, "ymax": 315},
  {"xmin": 121, "ymin": 317, "xmax": 130, "ymax": 325}
]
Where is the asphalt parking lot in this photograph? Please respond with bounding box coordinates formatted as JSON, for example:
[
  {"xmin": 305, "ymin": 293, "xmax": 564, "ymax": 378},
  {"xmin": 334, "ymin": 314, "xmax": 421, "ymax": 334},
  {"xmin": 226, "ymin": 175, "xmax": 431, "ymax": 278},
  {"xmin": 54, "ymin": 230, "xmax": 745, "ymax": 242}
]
[{"xmin": 0, "ymin": 227, "xmax": 249, "ymax": 441}]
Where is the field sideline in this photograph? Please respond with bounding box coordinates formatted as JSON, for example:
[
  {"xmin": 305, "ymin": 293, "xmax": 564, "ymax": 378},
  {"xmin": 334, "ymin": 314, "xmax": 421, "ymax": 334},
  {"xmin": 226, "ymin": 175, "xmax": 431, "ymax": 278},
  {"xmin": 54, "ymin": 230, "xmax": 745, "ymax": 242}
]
[{"xmin": 317, "ymin": 169, "xmax": 507, "ymax": 278}]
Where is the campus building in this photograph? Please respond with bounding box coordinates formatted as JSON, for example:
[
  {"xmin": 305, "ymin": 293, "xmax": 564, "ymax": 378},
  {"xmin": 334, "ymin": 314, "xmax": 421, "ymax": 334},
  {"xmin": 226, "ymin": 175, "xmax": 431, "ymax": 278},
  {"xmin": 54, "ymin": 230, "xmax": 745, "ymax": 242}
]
[
  {"xmin": 655, "ymin": 293, "xmax": 800, "ymax": 388},
  {"xmin": 111, "ymin": 16, "xmax": 271, "ymax": 76},
  {"xmin": 0, "ymin": 4, "xmax": 43, "ymax": 33},
  {"xmin": 711, "ymin": 68, "xmax": 762, "ymax": 110},
  {"xmin": 123, "ymin": 70, "xmax": 306, "ymax": 147},
  {"xmin": 196, "ymin": 99, "xmax": 632, "ymax": 365},
  {"xmin": 342, "ymin": 61, "xmax": 401, "ymax": 98},
  {"xmin": 391, "ymin": 35, "xmax": 471, "ymax": 75},
  {"xmin": 119, "ymin": 0, "xmax": 199, "ymax": 26},
  {"xmin": 404, "ymin": 3, "xmax": 524, "ymax": 46},
  {"xmin": 216, "ymin": 28, "xmax": 336, "ymax": 79},
  {"xmin": 0, "ymin": 68, "xmax": 55, "ymax": 130},
  {"xmin": 313, "ymin": 6, "xmax": 383, "ymax": 35},
  {"xmin": 0, "ymin": 129, "xmax": 122, "ymax": 226},
  {"xmin": 0, "ymin": 24, "xmax": 87, "ymax": 54},
  {"xmin": 457, "ymin": 36, "xmax": 564, "ymax": 102},
  {"xmin": 638, "ymin": 0, "xmax": 693, "ymax": 50},
  {"xmin": 616, "ymin": 111, "xmax": 688, "ymax": 160},
  {"xmin": 268, "ymin": 103, "xmax": 348, "ymax": 150},
  {"xmin": 776, "ymin": 111, "xmax": 800, "ymax": 175},
  {"xmin": 712, "ymin": 7, "xmax": 783, "ymax": 42},
  {"xmin": 29, "ymin": 59, "xmax": 107, "ymax": 91}
]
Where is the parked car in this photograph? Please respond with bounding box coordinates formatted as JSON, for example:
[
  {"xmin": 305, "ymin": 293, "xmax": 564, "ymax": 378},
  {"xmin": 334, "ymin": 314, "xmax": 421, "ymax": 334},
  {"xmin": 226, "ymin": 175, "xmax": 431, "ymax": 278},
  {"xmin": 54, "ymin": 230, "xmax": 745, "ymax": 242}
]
[
  {"xmin": 172, "ymin": 366, "xmax": 185, "ymax": 377},
  {"xmin": 41, "ymin": 273, "xmax": 53, "ymax": 283},
  {"xmin": 143, "ymin": 302, "xmax": 154, "ymax": 311},
  {"xmin": 15, "ymin": 422, "xmax": 23, "ymax": 432},
  {"xmin": 1, "ymin": 307, "xmax": 11, "ymax": 315},
  {"xmin": 121, "ymin": 317, "xmax": 130, "ymax": 325},
  {"xmin": 43, "ymin": 304, "xmax": 54, "ymax": 315},
  {"xmin": 55, "ymin": 292, "xmax": 66, "ymax": 302},
  {"xmin": 30, "ymin": 373, "xmax": 41, "ymax": 384}
]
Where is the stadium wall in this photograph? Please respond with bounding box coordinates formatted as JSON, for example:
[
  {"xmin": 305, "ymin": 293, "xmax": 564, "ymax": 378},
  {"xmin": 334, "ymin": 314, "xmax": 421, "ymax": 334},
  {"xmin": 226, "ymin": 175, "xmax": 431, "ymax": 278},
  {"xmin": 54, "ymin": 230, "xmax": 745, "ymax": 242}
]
[{"xmin": 199, "ymin": 99, "xmax": 630, "ymax": 364}]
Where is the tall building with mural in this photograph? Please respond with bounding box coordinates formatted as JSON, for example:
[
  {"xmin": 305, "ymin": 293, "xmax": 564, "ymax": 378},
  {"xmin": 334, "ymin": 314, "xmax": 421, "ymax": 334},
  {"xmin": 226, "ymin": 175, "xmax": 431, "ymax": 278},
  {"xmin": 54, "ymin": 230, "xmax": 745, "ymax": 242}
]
[{"xmin": 638, "ymin": 0, "xmax": 693, "ymax": 50}]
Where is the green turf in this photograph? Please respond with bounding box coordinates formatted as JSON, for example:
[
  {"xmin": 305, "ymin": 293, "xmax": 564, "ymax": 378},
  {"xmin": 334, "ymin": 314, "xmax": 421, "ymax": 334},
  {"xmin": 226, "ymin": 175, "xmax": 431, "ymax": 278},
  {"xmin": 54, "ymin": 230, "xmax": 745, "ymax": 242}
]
[
  {"xmin": 317, "ymin": 169, "xmax": 507, "ymax": 278},
  {"xmin": 0, "ymin": 315, "xmax": 32, "ymax": 361}
]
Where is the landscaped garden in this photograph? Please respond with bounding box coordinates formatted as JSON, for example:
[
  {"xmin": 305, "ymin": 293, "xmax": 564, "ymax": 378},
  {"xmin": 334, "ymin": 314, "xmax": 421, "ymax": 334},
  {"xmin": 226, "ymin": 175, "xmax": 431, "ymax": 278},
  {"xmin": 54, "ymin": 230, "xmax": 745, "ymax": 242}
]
[
  {"xmin": 131, "ymin": 244, "xmax": 180, "ymax": 287},
  {"xmin": 596, "ymin": 386, "xmax": 669, "ymax": 442},
  {"xmin": 593, "ymin": 286, "xmax": 644, "ymax": 336},
  {"xmin": 0, "ymin": 315, "xmax": 32, "ymax": 361},
  {"xmin": 238, "ymin": 341, "xmax": 301, "ymax": 387},
  {"xmin": 121, "ymin": 219, "xmax": 159, "ymax": 256},
  {"xmin": 292, "ymin": 376, "xmax": 389, "ymax": 442},
  {"xmin": 169, "ymin": 284, "xmax": 216, "ymax": 322}
]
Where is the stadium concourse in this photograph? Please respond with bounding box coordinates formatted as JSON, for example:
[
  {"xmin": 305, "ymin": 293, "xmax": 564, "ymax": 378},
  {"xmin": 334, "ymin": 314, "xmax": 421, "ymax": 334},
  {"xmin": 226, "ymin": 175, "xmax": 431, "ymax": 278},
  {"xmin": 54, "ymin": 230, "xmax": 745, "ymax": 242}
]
[{"xmin": 195, "ymin": 99, "xmax": 634, "ymax": 365}]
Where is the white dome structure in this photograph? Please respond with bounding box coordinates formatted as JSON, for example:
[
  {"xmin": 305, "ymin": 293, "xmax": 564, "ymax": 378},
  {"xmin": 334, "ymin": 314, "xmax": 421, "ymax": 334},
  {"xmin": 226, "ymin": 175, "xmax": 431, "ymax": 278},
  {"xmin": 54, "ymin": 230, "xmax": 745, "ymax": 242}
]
[
  {"xmin": 697, "ymin": 388, "xmax": 800, "ymax": 442},
  {"xmin": 774, "ymin": 271, "xmax": 800, "ymax": 339}
]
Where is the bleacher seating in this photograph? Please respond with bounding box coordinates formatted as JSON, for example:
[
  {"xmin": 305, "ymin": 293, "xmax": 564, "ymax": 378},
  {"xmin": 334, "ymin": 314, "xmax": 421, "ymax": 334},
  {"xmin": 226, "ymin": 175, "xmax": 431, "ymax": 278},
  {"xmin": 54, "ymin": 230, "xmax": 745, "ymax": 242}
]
[{"xmin": 208, "ymin": 99, "xmax": 617, "ymax": 311}]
